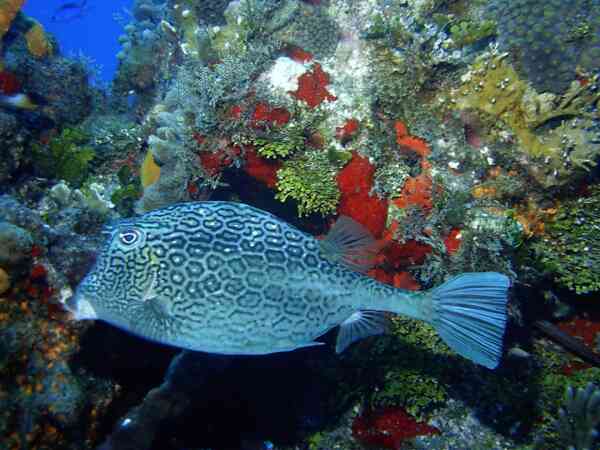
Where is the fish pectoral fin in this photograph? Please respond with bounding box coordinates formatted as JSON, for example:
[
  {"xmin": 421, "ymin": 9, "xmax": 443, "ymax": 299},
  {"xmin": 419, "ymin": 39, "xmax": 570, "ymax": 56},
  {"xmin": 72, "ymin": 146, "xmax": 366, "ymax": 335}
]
[
  {"xmin": 147, "ymin": 295, "xmax": 174, "ymax": 318},
  {"xmin": 336, "ymin": 310, "xmax": 390, "ymax": 353}
]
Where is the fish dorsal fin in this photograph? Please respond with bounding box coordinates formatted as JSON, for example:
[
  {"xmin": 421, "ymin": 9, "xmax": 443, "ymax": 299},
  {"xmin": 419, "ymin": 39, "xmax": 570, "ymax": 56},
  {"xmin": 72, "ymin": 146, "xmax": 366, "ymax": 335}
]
[
  {"xmin": 320, "ymin": 216, "xmax": 379, "ymax": 272},
  {"xmin": 336, "ymin": 310, "xmax": 390, "ymax": 353}
]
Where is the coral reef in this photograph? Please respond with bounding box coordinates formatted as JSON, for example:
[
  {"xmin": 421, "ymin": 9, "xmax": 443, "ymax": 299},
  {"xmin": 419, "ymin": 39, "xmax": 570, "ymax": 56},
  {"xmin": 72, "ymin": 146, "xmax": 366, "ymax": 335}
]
[
  {"xmin": 0, "ymin": 221, "xmax": 33, "ymax": 267},
  {"xmin": 4, "ymin": 52, "xmax": 94, "ymax": 125},
  {"xmin": 488, "ymin": 0, "xmax": 600, "ymax": 93},
  {"xmin": 0, "ymin": 196, "xmax": 117, "ymax": 449},
  {"xmin": 448, "ymin": 18, "xmax": 497, "ymax": 48},
  {"xmin": 273, "ymin": 1, "xmax": 339, "ymax": 59},
  {"xmin": 31, "ymin": 127, "xmax": 95, "ymax": 187},
  {"xmin": 533, "ymin": 186, "xmax": 600, "ymax": 294},
  {"xmin": 449, "ymin": 50, "xmax": 600, "ymax": 188},
  {"xmin": 549, "ymin": 383, "xmax": 600, "ymax": 450},
  {"xmin": 4, "ymin": 0, "xmax": 600, "ymax": 449}
]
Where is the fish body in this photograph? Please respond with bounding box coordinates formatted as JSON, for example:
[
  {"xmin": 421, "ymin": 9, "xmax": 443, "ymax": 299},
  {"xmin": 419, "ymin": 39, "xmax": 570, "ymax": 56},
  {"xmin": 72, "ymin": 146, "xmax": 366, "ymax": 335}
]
[
  {"xmin": 51, "ymin": 0, "xmax": 89, "ymax": 23},
  {"xmin": 69, "ymin": 201, "xmax": 510, "ymax": 368}
]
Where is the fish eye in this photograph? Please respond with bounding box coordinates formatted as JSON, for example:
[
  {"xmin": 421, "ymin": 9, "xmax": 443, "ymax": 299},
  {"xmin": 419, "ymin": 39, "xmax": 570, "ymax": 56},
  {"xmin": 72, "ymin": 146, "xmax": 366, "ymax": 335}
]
[{"xmin": 118, "ymin": 228, "xmax": 144, "ymax": 248}]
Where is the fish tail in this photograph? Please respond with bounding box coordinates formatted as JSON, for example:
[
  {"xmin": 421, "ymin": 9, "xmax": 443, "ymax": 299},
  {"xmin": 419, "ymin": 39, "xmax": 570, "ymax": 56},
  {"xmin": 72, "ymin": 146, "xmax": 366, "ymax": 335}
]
[{"xmin": 425, "ymin": 272, "xmax": 510, "ymax": 369}]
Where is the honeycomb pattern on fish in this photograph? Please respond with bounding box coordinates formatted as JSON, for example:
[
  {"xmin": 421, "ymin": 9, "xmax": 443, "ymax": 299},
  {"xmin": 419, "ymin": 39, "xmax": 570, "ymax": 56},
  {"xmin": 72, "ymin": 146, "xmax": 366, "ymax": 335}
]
[{"xmin": 77, "ymin": 202, "xmax": 361, "ymax": 354}]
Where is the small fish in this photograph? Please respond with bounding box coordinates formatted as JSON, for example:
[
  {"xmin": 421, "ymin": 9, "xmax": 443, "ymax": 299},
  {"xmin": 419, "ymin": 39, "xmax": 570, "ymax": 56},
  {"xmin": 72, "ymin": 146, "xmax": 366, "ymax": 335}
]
[
  {"xmin": 0, "ymin": 93, "xmax": 38, "ymax": 111},
  {"xmin": 51, "ymin": 0, "xmax": 89, "ymax": 23},
  {"xmin": 68, "ymin": 202, "xmax": 510, "ymax": 369}
]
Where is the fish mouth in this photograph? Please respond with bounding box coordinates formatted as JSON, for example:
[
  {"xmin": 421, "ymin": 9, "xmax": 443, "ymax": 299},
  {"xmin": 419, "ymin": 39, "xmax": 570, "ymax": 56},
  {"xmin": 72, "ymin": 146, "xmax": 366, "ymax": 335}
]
[{"xmin": 65, "ymin": 291, "xmax": 98, "ymax": 321}]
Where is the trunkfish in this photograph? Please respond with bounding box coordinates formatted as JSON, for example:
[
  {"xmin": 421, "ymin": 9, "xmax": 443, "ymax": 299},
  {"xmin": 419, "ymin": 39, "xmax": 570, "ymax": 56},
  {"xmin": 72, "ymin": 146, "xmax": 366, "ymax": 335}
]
[{"xmin": 67, "ymin": 201, "xmax": 510, "ymax": 369}]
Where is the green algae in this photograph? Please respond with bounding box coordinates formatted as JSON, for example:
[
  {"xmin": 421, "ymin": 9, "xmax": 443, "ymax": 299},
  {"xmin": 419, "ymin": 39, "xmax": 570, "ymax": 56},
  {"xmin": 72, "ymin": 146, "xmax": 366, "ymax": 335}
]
[
  {"xmin": 448, "ymin": 19, "xmax": 497, "ymax": 47},
  {"xmin": 275, "ymin": 150, "xmax": 340, "ymax": 217},
  {"xmin": 254, "ymin": 137, "xmax": 303, "ymax": 159},
  {"xmin": 372, "ymin": 317, "xmax": 451, "ymax": 419},
  {"xmin": 111, "ymin": 166, "xmax": 142, "ymax": 217},
  {"xmin": 533, "ymin": 186, "xmax": 600, "ymax": 294},
  {"xmin": 31, "ymin": 127, "xmax": 95, "ymax": 187}
]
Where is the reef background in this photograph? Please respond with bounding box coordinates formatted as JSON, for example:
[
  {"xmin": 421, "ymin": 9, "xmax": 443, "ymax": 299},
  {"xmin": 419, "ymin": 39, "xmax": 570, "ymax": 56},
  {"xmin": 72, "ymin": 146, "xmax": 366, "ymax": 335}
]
[{"xmin": 0, "ymin": 0, "xmax": 600, "ymax": 449}]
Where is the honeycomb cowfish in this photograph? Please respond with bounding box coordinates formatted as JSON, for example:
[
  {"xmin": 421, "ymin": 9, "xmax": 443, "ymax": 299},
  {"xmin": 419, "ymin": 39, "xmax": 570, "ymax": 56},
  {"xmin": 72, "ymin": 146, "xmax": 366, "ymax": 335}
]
[{"xmin": 68, "ymin": 202, "xmax": 510, "ymax": 369}]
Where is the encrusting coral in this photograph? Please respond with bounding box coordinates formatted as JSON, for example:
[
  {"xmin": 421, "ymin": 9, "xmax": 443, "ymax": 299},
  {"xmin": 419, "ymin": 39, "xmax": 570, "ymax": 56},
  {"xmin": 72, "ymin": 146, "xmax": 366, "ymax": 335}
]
[{"xmin": 450, "ymin": 50, "xmax": 600, "ymax": 188}]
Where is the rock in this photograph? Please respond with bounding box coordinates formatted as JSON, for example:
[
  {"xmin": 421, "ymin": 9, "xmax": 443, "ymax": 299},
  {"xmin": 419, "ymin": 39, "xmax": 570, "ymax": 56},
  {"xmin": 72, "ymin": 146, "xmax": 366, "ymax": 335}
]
[{"xmin": 0, "ymin": 221, "xmax": 33, "ymax": 267}]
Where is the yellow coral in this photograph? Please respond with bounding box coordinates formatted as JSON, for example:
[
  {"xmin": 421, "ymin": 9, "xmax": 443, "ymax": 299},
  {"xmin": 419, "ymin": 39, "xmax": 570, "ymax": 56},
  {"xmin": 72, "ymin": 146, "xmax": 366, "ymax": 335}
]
[
  {"xmin": 25, "ymin": 22, "xmax": 52, "ymax": 58},
  {"xmin": 174, "ymin": 1, "xmax": 201, "ymax": 58},
  {"xmin": 452, "ymin": 54, "xmax": 548, "ymax": 157},
  {"xmin": 450, "ymin": 52, "xmax": 600, "ymax": 187},
  {"xmin": 0, "ymin": 0, "xmax": 25, "ymax": 38}
]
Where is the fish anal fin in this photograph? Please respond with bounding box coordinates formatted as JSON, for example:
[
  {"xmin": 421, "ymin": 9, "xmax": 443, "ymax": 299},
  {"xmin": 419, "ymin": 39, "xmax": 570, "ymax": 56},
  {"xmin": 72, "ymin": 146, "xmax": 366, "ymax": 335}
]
[{"xmin": 336, "ymin": 310, "xmax": 390, "ymax": 353}]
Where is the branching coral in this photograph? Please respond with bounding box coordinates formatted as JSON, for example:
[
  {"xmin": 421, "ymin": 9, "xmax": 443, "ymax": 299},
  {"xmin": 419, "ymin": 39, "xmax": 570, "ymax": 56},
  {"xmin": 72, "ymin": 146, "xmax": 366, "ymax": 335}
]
[{"xmin": 554, "ymin": 383, "xmax": 600, "ymax": 450}]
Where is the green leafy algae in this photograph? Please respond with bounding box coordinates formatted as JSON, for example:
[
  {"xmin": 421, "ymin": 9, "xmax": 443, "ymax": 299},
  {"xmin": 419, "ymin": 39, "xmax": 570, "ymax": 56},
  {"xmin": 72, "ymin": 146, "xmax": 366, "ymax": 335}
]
[
  {"xmin": 533, "ymin": 186, "xmax": 600, "ymax": 294},
  {"xmin": 32, "ymin": 127, "xmax": 95, "ymax": 187},
  {"xmin": 448, "ymin": 19, "xmax": 497, "ymax": 47},
  {"xmin": 253, "ymin": 123, "xmax": 306, "ymax": 159},
  {"xmin": 372, "ymin": 317, "xmax": 451, "ymax": 419},
  {"xmin": 111, "ymin": 166, "xmax": 142, "ymax": 217},
  {"xmin": 275, "ymin": 150, "xmax": 340, "ymax": 217}
]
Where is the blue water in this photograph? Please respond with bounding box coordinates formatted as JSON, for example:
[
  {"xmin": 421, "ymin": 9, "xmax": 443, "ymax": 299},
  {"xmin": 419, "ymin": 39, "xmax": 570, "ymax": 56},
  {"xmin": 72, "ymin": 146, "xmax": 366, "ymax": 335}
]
[{"xmin": 23, "ymin": 0, "xmax": 133, "ymax": 83}]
